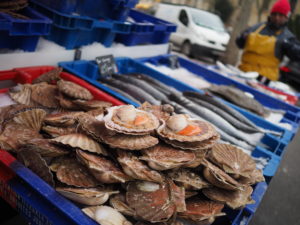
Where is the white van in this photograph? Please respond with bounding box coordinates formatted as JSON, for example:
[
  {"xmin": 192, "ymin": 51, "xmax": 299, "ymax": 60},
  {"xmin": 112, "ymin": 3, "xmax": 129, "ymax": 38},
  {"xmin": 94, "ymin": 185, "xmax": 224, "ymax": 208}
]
[{"xmin": 155, "ymin": 3, "xmax": 230, "ymax": 60}]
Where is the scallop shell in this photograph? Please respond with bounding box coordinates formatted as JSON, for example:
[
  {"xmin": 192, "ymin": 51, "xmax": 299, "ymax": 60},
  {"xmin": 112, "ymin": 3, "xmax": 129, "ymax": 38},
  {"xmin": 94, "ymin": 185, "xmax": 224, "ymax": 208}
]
[
  {"xmin": 126, "ymin": 181, "xmax": 176, "ymax": 223},
  {"xmin": 167, "ymin": 169, "xmax": 211, "ymax": 190},
  {"xmin": 73, "ymin": 99, "xmax": 112, "ymax": 111},
  {"xmin": 56, "ymin": 92, "xmax": 82, "ymax": 110},
  {"xmin": 9, "ymin": 84, "xmax": 32, "ymax": 105},
  {"xmin": 42, "ymin": 125, "xmax": 78, "ymax": 138},
  {"xmin": 139, "ymin": 102, "xmax": 174, "ymax": 121},
  {"xmin": 104, "ymin": 106, "xmax": 160, "ymax": 135},
  {"xmin": 202, "ymin": 160, "xmax": 244, "ymax": 191},
  {"xmin": 52, "ymin": 133, "xmax": 108, "ymax": 156},
  {"xmin": 157, "ymin": 117, "xmax": 218, "ymax": 143},
  {"xmin": 184, "ymin": 149, "xmax": 209, "ymax": 168},
  {"xmin": 202, "ymin": 186, "xmax": 255, "ymax": 210},
  {"xmin": 57, "ymin": 80, "xmax": 93, "ymax": 100},
  {"xmin": 17, "ymin": 148, "xmax": 54, "ymax": 187},
  {"xmin": 26, "ymin": 138, "xmax": 69, "ymax": 157},
  {"xmin": 56, "ymin": 187, "xmax": 119, "ymax": 206},
  {"xmin": 77, "ymin": 113, "xmax": 105, "ymax": 142},
  {"xmin": 76, "ymin": 150, "xmax": 131, "ymax": 183},
  {"xmin": 208, "ymin": 143, "xmax": 256, "ymax": 179},
  {"xmin": 32, "ymin": 67, "xmax": 62, "ymax": 84},
  {"xmin": 178, "ymin": 197, "xmax": 225, "ymax": 222},
  {"xmin": 44, "ymin": 111, "xmax": 82, "ymax": 127},
  {"xmin": 30, "ymin": 83, "xmax": 60, "ymax": 108},
  {"xmin": 49, "ymin": 155, "xmax": 72, "ymax": 172},
  {"xmin": 109, "ymin": 194, "xmax": 135, "ymax": 216},
  {"xmin": 238, "ymin": 168, "xmax": 265, "ymax": 185},
  {"xmin": 116, "ymin": 150, "xmax": 164, "ymax": 183},
  {"xmin": 13, "ymin": 108, "xmax": 47, "ymax": 131},
  {"xmin": 140, "ymin": 143, "xmax": 196, "ymax": 170},
  {"xmin": 56, "ymin": 157, "xmax": 99, "ymax": 187}
]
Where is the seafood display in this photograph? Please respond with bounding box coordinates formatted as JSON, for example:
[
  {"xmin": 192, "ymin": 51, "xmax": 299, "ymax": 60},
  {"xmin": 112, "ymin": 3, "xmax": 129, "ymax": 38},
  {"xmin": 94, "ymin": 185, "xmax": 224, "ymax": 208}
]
[{"xmin": 0, "ymin": 67, "xmax": 265, "ymax": 225}]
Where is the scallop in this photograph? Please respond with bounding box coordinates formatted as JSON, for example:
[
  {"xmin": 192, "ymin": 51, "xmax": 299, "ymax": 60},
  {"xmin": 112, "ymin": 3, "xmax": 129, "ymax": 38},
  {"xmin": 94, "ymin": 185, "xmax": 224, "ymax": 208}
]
[
  {"xmin": 12, "ymin": 108, "xmax": 47, "ymax": 131},
  {"xmin": 32, "ymin": 67, "xmax": 62, "ymax": 84},
  {"xmin": 57, "ymin": 80, "xmax": 93, "ymax": 100}
]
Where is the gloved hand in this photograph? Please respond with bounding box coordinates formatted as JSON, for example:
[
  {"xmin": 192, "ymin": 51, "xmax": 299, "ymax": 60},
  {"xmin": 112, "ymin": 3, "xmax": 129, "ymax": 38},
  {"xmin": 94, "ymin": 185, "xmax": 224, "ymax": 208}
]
[{"xmin": 282, "ymin": 38, "xmax": 300, "ymax": 60}]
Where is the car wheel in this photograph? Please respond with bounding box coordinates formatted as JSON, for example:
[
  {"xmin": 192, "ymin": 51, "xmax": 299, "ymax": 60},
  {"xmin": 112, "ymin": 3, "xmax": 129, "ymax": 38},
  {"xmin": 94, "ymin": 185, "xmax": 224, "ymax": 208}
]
[{"xmin": 181, "ymin": 41, "xmax": 191, "ymax": 56}]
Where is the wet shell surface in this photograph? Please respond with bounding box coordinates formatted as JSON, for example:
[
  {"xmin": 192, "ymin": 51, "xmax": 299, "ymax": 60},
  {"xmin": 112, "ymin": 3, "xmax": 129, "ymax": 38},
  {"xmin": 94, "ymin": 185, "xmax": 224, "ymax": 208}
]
[
  {"xmin": 157, "ymin": 115, "xmax": 218, "ymax": 143},
  {"xmin": 56, "ymin": 187, "xmax": 119, "ymax": 206},
  {"xmin": 17, "ymin": 148, "xmax": 54, "ymax": 187},
  {"xmin": 116, "ymin": 150, "xmax": 164, "ymax": 183},
  {"xmin": 51, "ymin": 133, "xmax": 108, "ymax": 156},
  {"xmin": 56, "ymin": 157, "xmax": 99, "ymax": 187},
  {"xmin": 208, "ymin": 143, "xmax": 256, "ymax": 179},
  {"xmin": 13, "ymin": 108, "xmax": 47, "ymax": 131},
  {"xmin": 30, "ymin": 83, "xmax": 60, "ymax": 108},
  {"xmin": 109, "ymin": 194, "xmax": 135, "ymax": 216},
  {"xmin": 9, "ymin": 84, "xmax": 32, "ymax": 105},
  {"xmin": 57, "ymin": 80, "xmax": 93, "ymax": 100},
  {"xmin": 32, "ymin": 67, "xmax": 62, "ymax": 84},
  {"xmin": 202, "ymin": 186, "xmax": 255, "ymax": 209},
  {"xmin": 76, "ymin": 150, "xmax": 131, "ymax": 183},
  {"xmin": 140, "ymin": 143, "xmax": 196, "ymax": 170},
  {"xmin": 26, "ymin": 138, "xmax": 69, "ymax": 157},
  {"xmin": 104, "ymin": 105, "xmax": 160, "ymax": 135},
  {"xmin": 167, "ymin": 169, "xmax": 211, "ymax": 190},
  {"xmin": 202, "ymin": 160, "xmax": 244, "ymax": 191}
]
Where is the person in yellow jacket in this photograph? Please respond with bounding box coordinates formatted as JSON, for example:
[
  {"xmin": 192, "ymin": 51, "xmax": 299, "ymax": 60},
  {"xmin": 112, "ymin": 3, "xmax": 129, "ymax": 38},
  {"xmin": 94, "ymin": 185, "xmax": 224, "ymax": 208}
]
[{"xmin": 236, "ymin": 0, "xmax": 300, "ymax": 85}]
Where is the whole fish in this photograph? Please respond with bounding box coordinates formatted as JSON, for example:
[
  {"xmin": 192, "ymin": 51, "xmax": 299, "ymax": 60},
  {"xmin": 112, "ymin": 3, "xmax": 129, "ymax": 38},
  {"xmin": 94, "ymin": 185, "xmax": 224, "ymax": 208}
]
[
  {"xmin": 112, "ymin": 74, "xmax": 168, "ymax": 102},
  {"xmin": 164, "ymin": 100, "xmax": 199, "ymax": 118},
  {"xmin": 100, "ymin": 77, "xmax": 160, "ymax": 105},
  {"xmin": 169, "ymin": 93, "xmax": 263, "ymax": 146},
  {"xmin": 186, "ymin": 96, "xmax": 261, "ymax": 133}
]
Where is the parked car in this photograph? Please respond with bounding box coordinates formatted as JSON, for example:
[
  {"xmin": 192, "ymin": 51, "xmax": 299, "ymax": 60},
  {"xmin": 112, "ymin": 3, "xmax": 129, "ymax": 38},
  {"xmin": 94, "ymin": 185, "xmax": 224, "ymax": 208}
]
[
  {"xmin": 280, "ymin": 59, "xmax": 300, "ymax": 91},
  {"xmin": 155, "ymin": 3, "xmax": 230, "ymax": 60}
]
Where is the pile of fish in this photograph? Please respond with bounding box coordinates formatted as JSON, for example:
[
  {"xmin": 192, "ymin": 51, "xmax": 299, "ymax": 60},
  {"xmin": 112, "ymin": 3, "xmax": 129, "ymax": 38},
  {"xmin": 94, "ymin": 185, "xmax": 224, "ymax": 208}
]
[
  {"xmin": 0, "ymin": 68, "xmax": 265, "ymax": 225},
  {"xmin": 99, "ymin": 73, "xmax": 281, "ymax": 153}
]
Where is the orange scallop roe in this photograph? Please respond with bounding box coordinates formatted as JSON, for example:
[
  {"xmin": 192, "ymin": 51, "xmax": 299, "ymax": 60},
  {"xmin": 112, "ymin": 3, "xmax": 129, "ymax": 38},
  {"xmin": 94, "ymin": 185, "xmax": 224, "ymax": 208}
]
[
  {"xmin": 177, "ymin": 124, "xmax": 201, "ymax": 136},
  {"xmin": 134, "ymin": 115, "xmax": 149, "ymax": 126}
]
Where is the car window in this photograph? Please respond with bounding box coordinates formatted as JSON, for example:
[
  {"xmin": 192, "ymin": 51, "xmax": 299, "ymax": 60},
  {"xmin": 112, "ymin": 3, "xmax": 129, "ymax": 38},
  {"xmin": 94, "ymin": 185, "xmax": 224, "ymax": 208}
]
[
  {"xmin": 190, "ymin": 9, "xmax": 225, "ymax": 32},
  {"xmin": 179, "ymin": 9, "xmax": 189, "ymax": 26}
]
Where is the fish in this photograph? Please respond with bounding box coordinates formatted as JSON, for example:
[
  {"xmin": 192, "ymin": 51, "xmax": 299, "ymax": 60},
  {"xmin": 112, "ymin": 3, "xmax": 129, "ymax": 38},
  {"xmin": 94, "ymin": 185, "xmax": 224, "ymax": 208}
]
[
  {"xmin": 100, "ymin": 77, "xmax": 160, "ymax": 105},
  {"xmin": 112, "ymin": 74, "xmax": 169, "ymax": 102},
  {"xmin": 168, "ymin": 93, "xmax": 264, "ymax": 146}
]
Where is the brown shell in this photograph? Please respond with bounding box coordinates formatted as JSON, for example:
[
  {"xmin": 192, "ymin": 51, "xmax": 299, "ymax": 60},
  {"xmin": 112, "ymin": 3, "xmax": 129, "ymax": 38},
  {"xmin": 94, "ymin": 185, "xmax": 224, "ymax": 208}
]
[
  {"xmin": 30, "ymin": 83, "xmax": 60, "ymax": 108},
  {"xmin": 77, "ymin": 113, "xmax": 105, "ymax": 142},
  {"xmin": 140, "ymin": 143, "xmax": 196, "ymax": 170},
  {"xmin": 109, "ymin": 194, "xmax": 135, "ymax": 216},
  {"xmin": 202, "ymin": 160, "xmax": 244, "ymax": 191},
  {"xmin": 73, "ymin": 99, "xmax": 112, "ymax": 111},
  {"xmin": 178, "ymin": 197, "xmax": 225, "ymax": 222},
  {"xmin": 126, "ymin": 181, "xmax": 176, "ymax": 223},
  {"xmin": 56, "ymin": 92, "xmax": 82, "ymax": 110},
  {"xmin": 26, "ymin": 138, "xmax": 69, "ymax": 157},
  {"xmin": 52, "ymin": 133, "xmax": 108, "ymax": 156},
  {"xmin": 184, "ymin": 149, "xmax": 209, "ymax": 168},
  {"xmin": 49, "ymin": 155, "xmax": 72, "ymax": 172},
  {"xmin": 17, "ymin": 148, "xmax": 54, "ymax": 187},
  {"xmin": 76, "ymin": 150, "xmax": 131, "ymax": 183},
  {"xmin": 157, "ymin": 116, "xmax": 218, "ymax": 143},
  {"xmin": 13, "ymin": 108, "xmax": 47, "ymax": 131},
  {"xmin": 44, "ymin": 111, "xmax": 82, "ymax": 127},
  {"xmin": 32, "ymin": 67, "xmax": 62, "ymax": 84},
  {"xmin": 56, "ymin": 157, "xmax": 99, "ymax": 187},
  {"xmin": 104, "ymin": 106, "xmax": 160, "ymax": 135},
  {"xmin": 42, "ymin": 125, "xmax": 78, "ymax": 138},
  {"xmin": 168, "ymin": 179, "xmax": 186, "ymax": 212},
  {"xmin": 139, "ymin": 102, "xmax": 174, "ymax": 121},
  {"xmin": 238, "ymin": 168, "xmax": 265, "ymax": 185},
  {"xmin": 56, "ymin": 186, "xmax": 119, "ymax": 206},
  {"xmin": 208, "ymin": 143, "xmax": 256, "ymax": 179},
  {"xmin": 202, "ymin": 186, "xmax": 255, "ymax": 209},
  {"xmin": 57, "ymin": 80, "xmax": 93, "ymax": 100},
  {"xmin": 168, "ymin": 169, "xmax": 211, "ymax": 190},
  {"xmin": 9, "ymin": 84, "xmax": 32, "ymax": 105},
  {"xmin": 116, "ymin": 150, "xmax": 164, "ymax": 183}
]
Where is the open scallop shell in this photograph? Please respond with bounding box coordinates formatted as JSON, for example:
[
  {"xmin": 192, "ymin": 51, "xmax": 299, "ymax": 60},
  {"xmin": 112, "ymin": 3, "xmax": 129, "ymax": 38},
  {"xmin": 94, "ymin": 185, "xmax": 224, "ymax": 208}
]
[
  {"xmin": 238, "ymin": 168, "xmax": 265, "ymax": 185},
  {"xmin": 13, "ymin": 108, "xmax": 47, "ymax": 131},
  {"xmin": 9, "ymin": 84, "xmax": 32, "ymax": 105},
  {"xmin": 202, "ymin": 186, "xmax": 255, "ymax": 209},
  {"xmin": 73, "ymin": 99, "xmax": 112, "ymax": 111},
  {"xmin": 140, "ymin": 143, "xmax": 196, "ymax": 170},
  {"xmin": 56, "ymin": 157, "xmax": 99, "ymax": 187},
  {"xmin": 76, "ymin": 150, "xmax": 131, "ymax": 183},
  {"xmin": 30, "ymin": 83, "xmax": 60, "ymax": 108},
  {"xmin": 42, "ymin": 125, "xmax": 78, "ymax": 138},
  {"xmin": 202, "ymin": 160, "xmax": 244, "ymax": 191},
  {"xmin": 109, "ymin": 194, "xmax": 135, "ymax": 217},
  {"xmin": 26, "ymin": 138, "xmax": 69, "ymax": 157},
  {"xmin": 57, "ymin": 80, "xmax": 93, "ymax": 100},
  {"xmin": 157, "ymin": 116, "xmax": 218, "ymax": 143},
  {"xmin": 17, "ymin": 148, "xmax": 54, "ymax": 187},
  {"xmin": 208, "ymin": 143, "xmax": 256, "ymax": 179},
  {"xmin": 116, "ymin": 150, "xmax": 164, "ymax": 183},
  {"xmin": 44, "ymin": 111, "xmax": 82, "ymax": 127},
  {"xmin": 56, "ymin": 186, "xmax": 119, "ymax": 206},
  {"xmin": 167, "ymin": 169, "xmax": 211, "ymax": 190},
  {"xmin": 32, "ymin": 67, "xmax": 62, "ymax": 84},
  {"xmin": 104, "ymin": 106, "xmax": 160, "ymax": 135},
  {"xmin": 49, "ymin": 155, "xmax": 73, "ymax": 172},
  {"xmin": 52, "ymin": 133, "xmax": 108, "ymax": 156}
]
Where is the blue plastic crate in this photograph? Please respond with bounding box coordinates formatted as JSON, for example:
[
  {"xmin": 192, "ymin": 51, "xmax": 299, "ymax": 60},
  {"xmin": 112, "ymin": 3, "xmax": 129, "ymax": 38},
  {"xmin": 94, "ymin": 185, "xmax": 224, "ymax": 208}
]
[
  {"xmin": 116, "ymin": 9, "xmax": 177, "ymax": 46},
  {"xmin": 59, "ymin": 59, "xmax": 287, "ymax": 172},
  {"xmin": 33, "ymin": 0, "xmax": 138, "ymax": 21},
  {"xmin": 30, "ymin": 1, "xmax": 131, "ymax": 49},
  {"xmin": 0, "ymin": 7, "xmax": 52, "ymax": 51}
]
